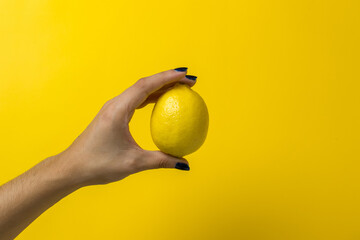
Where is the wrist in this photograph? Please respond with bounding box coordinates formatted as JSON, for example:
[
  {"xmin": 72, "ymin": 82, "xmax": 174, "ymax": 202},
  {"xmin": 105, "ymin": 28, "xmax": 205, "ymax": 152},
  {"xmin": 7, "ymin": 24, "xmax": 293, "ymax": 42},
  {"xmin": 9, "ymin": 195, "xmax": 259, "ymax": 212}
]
[{"xmin": 44, "ymin": 154, "xmax": 86, "ymax": 191}]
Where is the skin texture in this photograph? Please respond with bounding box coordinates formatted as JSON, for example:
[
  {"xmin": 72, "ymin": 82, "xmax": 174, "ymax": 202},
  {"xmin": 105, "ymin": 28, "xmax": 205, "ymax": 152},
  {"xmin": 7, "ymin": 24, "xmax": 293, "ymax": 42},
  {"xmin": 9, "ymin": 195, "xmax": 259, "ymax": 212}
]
[{"xmin": 0, "ymin": 69, "xmax": 195, "ymax": 240}]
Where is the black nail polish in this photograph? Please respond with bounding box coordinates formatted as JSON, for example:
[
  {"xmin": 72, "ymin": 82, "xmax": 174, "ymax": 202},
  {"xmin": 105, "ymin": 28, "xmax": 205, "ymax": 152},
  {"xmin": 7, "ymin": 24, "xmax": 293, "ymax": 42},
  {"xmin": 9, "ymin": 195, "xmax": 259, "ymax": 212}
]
[
  {"xmin": 175, "ymin": 162, "xmax": 190, "ymax": 171},
  {"xmin": 174, "ymin": 67, "xmax": 188, "ymax": 72},
  {"xmin": 185, "ymin": 75, "xmax": 197, "ymax": 81}
]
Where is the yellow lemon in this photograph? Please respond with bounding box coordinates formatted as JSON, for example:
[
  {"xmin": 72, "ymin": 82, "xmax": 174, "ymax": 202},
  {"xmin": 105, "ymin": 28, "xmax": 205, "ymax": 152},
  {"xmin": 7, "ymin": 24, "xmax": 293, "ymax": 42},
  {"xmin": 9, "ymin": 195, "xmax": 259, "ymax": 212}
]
[{"xmin": 150, "ymin": 83, "xmax": 209, "ymax": 157}]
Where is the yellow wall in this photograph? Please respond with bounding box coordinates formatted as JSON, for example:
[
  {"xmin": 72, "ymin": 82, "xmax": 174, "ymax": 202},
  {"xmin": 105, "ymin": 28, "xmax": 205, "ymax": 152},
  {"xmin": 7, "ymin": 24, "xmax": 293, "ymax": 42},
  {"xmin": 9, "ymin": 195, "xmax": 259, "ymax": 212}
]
[{"xmin": 1, "ymin": 0, "xmax": 360, "ymax": 239}]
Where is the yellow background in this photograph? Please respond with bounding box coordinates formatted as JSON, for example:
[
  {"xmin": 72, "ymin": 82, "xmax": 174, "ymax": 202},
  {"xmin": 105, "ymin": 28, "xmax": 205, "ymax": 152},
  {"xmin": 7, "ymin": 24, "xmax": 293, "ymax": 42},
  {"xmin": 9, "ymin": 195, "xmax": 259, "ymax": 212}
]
[{"xmin": 1, "ymin": 0, "xmax": 360, "ymax": 239}]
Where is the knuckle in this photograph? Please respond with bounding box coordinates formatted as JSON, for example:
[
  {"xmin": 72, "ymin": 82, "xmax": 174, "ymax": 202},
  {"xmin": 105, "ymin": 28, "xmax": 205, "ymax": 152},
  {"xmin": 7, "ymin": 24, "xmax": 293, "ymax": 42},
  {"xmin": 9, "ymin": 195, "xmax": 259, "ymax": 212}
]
[
  {"xmin": 127, "ymin": 158, "xmax": 138, "ymax": 171},
  {"xmin": 103, "ymin": 99, "xmax": 112, "ymax": 107},
  {"xmin": 136, "ymin": 77, "xmax": 147, "ymax": 87},
  {"xmin": 163, "ymin": 70, "xmax": 173, "ymax": 78},
  {"xmin": 100, "ymin": 100, "xmax": 111, "ymax": 112},
  {"xmin": 160, "ymin": 71, "xmax": 173, "ymax": 83},
  {"xmin": 158, "ymin": 157, "xmax": 168, "ymax": 168},
  {"xmin": 136, "ymin": 77, "xmax": 151, "ymax": 95},
  {"xmin": 127, "ymin": 157, "xmax": 139, "ymax": 172},
  {"xmin": 101, "ymin": 99, "xmax": 114, "ymax": 111},
  {"xmin": 125, "ymin": 150, "xmax": 143, "ymax": 172},
  {"xmin": 99, "ymin": 103, "xmax": 116, "ymax": 123}
]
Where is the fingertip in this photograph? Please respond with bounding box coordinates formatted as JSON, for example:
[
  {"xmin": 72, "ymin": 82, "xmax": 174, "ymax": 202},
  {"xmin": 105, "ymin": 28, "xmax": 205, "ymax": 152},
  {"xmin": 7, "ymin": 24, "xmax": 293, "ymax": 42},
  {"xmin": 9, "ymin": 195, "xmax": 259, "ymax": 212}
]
[
  {"xmin": 170, "ymin": 156, "xmax": 190, "ymax": 171},
  {"xmin": 173, "ymin": 67, "xmax": 188, "ymax": 72},
  {"xmin": 143, "ymin": 151, "xmax": 191, "ymax": 171},
  {"xmin": 172, "ymin": 68, "xmax": 188, "ymax": 78},
  {"xmin": 185, "ymin": 75, "xmax": 197, "ymax": 81},
  {"xmin": 175, "ymin": 162, "xmax": 190, "ymax": 171},
  {"xmin": 178, "ymin": 77, "xmax": 197, "ymax": 87},
  {"xmin": 178, "ymin": 157, "xmax": 189, "ymax": 165}
]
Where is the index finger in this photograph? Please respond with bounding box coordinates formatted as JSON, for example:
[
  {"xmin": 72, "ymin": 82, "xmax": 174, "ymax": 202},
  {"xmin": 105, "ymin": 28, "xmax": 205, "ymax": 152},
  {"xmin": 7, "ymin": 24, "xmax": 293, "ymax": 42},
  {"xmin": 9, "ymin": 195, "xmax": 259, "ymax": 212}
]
[{"xmin": 120, "ymin": 68, "xmax": 188, "ymax": 111}]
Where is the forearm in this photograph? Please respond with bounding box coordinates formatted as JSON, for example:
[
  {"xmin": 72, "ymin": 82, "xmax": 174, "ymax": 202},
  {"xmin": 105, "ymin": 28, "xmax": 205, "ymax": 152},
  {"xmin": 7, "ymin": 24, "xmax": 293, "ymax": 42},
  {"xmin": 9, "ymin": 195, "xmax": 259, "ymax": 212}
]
[{"xmin": 0, "ymin": 155, "xmax": 81, "ymax": 240}]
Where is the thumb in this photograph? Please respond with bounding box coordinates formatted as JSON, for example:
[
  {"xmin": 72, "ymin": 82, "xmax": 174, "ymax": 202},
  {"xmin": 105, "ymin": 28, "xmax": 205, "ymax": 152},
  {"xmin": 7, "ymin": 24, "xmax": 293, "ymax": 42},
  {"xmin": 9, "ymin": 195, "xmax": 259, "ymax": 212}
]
[{"xmin": 141, "ymin": 151, "xmax": 190, "ymax": 171}]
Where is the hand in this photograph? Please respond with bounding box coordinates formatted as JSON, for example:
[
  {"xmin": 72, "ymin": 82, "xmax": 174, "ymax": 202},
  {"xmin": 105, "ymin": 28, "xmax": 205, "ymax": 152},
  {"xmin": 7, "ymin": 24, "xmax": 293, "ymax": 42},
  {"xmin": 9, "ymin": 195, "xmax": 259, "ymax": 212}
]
[
  {"xmin": 0, "ymin": 68, "xmax": 197, "ymax": 240},
  {"xmin": 57, "ymin": 68, "xmax": 196, "ymax": 186}
]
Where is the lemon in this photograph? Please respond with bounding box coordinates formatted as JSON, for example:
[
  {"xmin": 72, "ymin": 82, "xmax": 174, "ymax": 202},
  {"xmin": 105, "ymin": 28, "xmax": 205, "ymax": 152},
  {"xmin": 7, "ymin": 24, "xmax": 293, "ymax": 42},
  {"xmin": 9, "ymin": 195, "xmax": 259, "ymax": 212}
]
[{"xmin": 150, "ymin": 83, "xmax": 209, "ymax": 157}]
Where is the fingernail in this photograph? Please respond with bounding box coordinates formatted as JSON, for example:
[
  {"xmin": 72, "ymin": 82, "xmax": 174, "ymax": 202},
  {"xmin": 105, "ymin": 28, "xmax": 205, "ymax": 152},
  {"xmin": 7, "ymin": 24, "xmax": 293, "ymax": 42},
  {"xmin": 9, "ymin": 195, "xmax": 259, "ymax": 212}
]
[
  {"xmin": 174, "ymin": 67, "xmax": 188, "ymax": 72},
  {"xmin": 185, "ymin": 75, "xmax": 197, "ymax": 81},
  {"xmin": 175, "ymin": 162, "xmax": 190, "ymax": 171}
]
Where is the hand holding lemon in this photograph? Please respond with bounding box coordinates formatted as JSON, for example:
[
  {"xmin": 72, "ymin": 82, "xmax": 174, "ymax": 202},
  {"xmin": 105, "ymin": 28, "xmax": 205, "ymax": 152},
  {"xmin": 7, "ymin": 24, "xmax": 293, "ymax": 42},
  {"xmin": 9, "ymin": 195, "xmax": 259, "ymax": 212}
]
[
  {"xmin": 56, "ymin": 68, "xmax": 206, "ymax": 188},
  {"xmin": 0, "ymin": 68, "xmax": 209, "ymax": 239}
]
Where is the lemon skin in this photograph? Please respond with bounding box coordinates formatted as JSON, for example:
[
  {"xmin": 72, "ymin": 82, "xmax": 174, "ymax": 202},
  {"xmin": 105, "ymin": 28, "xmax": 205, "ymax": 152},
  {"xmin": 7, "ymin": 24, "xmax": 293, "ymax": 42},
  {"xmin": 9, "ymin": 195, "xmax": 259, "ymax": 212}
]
[{"xmin": 150, "ymin": 83, "xmax": 209, "ymax": 157}]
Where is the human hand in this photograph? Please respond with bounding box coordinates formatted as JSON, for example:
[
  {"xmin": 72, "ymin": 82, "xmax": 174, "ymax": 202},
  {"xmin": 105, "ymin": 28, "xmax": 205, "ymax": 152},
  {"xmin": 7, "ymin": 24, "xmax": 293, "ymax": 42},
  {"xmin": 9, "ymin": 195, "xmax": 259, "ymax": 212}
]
[{"xmin": 56, "ymin": 68, "xmax": 196, "ymax": 186}]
